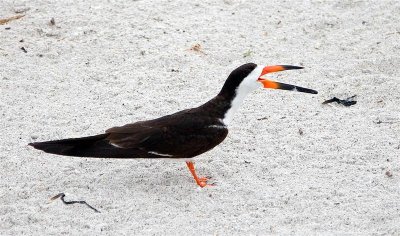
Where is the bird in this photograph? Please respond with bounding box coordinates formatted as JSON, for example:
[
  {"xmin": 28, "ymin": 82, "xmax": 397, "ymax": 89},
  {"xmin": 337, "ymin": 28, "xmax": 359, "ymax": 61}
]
[{"xmin": 29, "ymin": 63, "xmax": 317, "ymax": 187}]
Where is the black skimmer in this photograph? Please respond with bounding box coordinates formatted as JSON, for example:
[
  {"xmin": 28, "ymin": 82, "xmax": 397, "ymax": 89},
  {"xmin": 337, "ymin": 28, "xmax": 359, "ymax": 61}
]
[{"xmin": 29, "ymin": 63, "xmax": 317, "ymax": 187}]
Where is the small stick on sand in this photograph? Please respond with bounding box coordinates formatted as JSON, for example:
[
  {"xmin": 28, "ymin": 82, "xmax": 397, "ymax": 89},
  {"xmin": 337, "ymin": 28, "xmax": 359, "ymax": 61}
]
[
  {"xmin": 0, "ymin": 15, "xmax": 24, "ymax": 25},
  {"xmin": 322, "ymin": 95, "xmax": 357, "ymax": 107},
  {"xmin": 51, "ymin": 193, "xmax": 100, "ymax": 213},
  {"xmin": 373, "ymin": 120, "xmax": 400, "ymax": 125}
]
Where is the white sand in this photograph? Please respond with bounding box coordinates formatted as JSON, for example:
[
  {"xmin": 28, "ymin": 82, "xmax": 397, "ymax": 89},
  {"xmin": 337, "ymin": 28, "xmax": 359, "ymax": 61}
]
[{"xmin": 1, "ymin": 0, "xmax": 400, "ymax": 234}]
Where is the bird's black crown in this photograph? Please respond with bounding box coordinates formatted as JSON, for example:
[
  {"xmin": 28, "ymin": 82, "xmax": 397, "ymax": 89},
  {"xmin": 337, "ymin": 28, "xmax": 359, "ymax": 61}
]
[{"xmin": 219, "ymin": 63, "xmax": 257, "ymax": 97}]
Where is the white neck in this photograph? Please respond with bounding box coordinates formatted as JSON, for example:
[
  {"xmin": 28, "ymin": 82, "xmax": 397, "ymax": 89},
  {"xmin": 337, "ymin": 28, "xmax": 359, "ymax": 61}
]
[{"xmin": 222, "ymin": 66, "xmax": 263, "ymax": 125}]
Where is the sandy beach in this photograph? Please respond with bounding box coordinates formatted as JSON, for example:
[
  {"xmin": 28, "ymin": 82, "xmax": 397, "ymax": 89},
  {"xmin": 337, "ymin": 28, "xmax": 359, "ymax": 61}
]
[{"xmin": 1, "ymin": 0, "xmax": 399, "ymax": 234}]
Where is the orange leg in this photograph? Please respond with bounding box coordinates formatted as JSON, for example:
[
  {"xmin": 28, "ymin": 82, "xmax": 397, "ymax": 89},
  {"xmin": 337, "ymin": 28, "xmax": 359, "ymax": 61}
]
[{"xmin": 186, "ymin": 161, "xmax": 213, "ymax": 188}]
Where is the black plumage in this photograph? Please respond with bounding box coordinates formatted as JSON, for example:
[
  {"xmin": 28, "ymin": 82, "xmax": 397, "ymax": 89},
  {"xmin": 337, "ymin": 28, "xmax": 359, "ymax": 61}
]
[
  {"xmin": 28, "ymin": 64, "xmax": 258, "ymax": 159},
  {"xmin": 29, "ymin": 110, "xmax": 228, "ymax": 159}
]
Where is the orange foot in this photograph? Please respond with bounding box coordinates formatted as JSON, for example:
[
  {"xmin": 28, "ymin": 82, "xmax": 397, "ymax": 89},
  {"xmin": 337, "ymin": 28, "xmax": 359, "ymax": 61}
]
[
  {"xmin": 186, "ymin": 161, "xmax": 214, "ymax": 188},
  {"xmin": 197, "ymin": 177, "xmax": 214, "ymax": 188}
]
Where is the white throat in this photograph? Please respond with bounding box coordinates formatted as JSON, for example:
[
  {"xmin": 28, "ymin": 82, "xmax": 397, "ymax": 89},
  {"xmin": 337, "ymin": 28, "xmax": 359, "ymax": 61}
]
[{"xmin": 222, "ymin": 65, "xmax": 263, "ymax": 125}]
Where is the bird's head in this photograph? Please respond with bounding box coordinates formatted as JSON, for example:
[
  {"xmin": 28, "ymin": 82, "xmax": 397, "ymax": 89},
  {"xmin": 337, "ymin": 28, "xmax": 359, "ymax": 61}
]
[{"xmin": 219, "ymin": 63, "xmax": 318, "ymax": 97}]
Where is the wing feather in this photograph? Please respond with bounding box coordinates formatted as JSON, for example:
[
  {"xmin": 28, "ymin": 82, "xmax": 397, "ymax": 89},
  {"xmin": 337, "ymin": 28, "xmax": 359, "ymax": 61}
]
[{"xmin": 105, "ymin": 112, "xmax": 228, "ymax": 158}]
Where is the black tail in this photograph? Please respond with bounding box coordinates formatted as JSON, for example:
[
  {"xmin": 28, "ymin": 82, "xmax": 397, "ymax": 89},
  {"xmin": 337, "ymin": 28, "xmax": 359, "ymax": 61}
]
[
  {"xmin": 29, "ymin": 134, "xmax": 118, "ymax": 158},
  {"xmin": 29, "ymin": 133, "xmax": 154, "ymax": 158},
  {"xmin": 29, "ymin": 134, "xmax": 111, "ymax": 156}
]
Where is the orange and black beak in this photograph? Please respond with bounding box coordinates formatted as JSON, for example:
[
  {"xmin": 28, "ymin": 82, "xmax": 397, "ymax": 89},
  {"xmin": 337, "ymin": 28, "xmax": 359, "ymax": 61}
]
[{"xmin": 258, "ymin": 65, "xmax": 318, "ymax": 94}]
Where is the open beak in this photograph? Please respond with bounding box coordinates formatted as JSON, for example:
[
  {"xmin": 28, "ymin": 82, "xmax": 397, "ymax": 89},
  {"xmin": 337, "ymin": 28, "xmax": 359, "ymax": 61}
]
[{"xmin": 257, "ymin": 65, "xmax": 318, "ymax": 94}]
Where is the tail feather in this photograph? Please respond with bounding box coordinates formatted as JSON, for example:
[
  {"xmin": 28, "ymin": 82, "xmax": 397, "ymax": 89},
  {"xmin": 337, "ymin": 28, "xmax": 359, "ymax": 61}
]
[{"xmin": 28, "ymin": 133, "xmax": 139, "ymax": 158}]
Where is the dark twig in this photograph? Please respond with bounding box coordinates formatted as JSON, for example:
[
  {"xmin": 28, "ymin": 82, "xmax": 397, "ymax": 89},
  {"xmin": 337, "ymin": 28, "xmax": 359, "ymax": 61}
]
[
  {"xmin": 257, "ymin": 116, "xmax": 269, "ymax": 121},
  {"xmin": 373, "ymin": 120, "xmax": 400, "ymax": 125},
  {"xmin": 322, "ymin": 95, "xmax": 357, "ymax": 106},
  {"xmin": 51, "ymin": 193, "xmax": 100, "ymax": 213}
]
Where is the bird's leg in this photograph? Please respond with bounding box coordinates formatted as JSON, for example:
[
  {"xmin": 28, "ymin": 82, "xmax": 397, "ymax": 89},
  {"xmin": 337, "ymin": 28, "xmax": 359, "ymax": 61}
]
[{"xmin": 185, "ymin": 161, "xmax": 212, "ymax": 188}]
